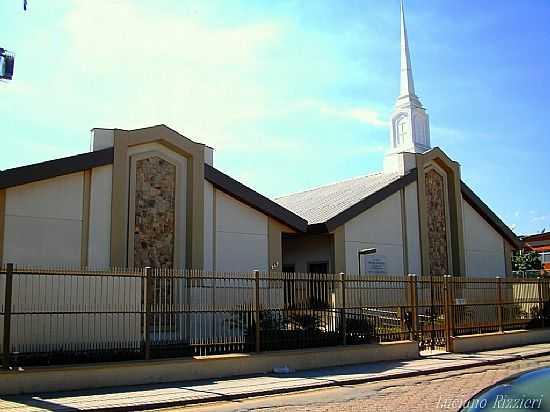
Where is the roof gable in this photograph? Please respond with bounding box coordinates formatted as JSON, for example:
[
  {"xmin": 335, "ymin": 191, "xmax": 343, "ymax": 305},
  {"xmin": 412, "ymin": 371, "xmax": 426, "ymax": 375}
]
[
  {"xmin": 0, "ymin": 148, "xmax": 114, "ymax": 190},
  {"xmin": 276, "ymin": 169, "xmax": 418, "ymax": 233},
  {"xmin": 325, "ymin": 170, "xmax": 417, "ymax": 232}
]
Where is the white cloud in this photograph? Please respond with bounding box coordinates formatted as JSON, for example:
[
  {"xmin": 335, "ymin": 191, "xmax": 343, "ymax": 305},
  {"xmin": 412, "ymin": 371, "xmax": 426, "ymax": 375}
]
[
  {"xmin": 6, "ymin": 1, "xmax": 393, "ymax": 166},
  {"xmin": 64, "ymin": 2, "xmax": 280, "ymax": 70},
  {"xmin": 59, "ymin": 1, "xmax": 285, "ymax": 150},
  {"xmin": 347, "ymin": 108, "xmax": 388, "ymax": 128},
  {"xmin": 431, "ymin": 125, "xmax": 494, "ymax": 142},
  {"xmin": 319, "ymin": 104, "xmax": 388, "ymax": 128},
  {"xmin": 19, "ymin": 141, "xmax": 71, "ymax": 159},
  {"xmin": 207, "ymin": 132, "xmax": 308, "ymax": 154},
  {"xmin": 3, "ymin": 80, "xmax": 34, "ymax": 96},
  {"xmin": 344, "ymin": 144, "xmax": 387, "ymax": 155}
]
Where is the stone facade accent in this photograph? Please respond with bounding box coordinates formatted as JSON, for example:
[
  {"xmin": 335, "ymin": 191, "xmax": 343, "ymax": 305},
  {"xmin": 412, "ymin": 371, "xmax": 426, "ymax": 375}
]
[
  {"xmin": 134, "ymin": 156, "xmax": 176, "ymax": 268},
  {"xmin": 425, "ymin": 169, "xmax": 449, "ymax": 276}
]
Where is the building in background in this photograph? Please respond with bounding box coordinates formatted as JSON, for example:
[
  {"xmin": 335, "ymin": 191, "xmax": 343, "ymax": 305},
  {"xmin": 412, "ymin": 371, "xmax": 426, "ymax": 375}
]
[
  {"xmin": 522, "ymin": 232, "xmax": 550, "ymax": 271},
  {"xmin": 0, "ymin": 3, "xmax": 521, "ymax": 276}
]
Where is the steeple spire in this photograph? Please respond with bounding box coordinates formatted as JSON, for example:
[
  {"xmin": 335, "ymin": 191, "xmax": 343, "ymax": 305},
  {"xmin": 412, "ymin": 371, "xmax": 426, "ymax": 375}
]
[
  {"xmin": 399, "ymin": 0, "xmax": 416, "ymax": 99},
  {"xmin": 385, "ymin": 0, "xmax": 431, "ymax": 173}
]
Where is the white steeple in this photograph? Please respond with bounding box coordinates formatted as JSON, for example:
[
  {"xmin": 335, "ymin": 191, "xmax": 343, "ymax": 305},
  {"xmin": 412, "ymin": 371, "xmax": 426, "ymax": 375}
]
[
  {"xmin": 400, "ymin": 0, "xmax": 415, "ymax": 99},
  {"xmin": 399, "ymin": 0, "xmax": 419, "ymax": 106},
  {"xmin": 387, "ymin": 0, "xmax": 430, "ymax": 160}
]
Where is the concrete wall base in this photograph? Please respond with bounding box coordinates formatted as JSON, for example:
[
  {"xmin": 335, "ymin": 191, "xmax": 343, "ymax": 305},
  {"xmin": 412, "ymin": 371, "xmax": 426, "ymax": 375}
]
[
  {"xmin": 452, "ymin": 328, "xmax": 550, "ymax": 353},
  {"xmin": 0, "ymin": 341, "xmax": 419, "ymax": 395}
]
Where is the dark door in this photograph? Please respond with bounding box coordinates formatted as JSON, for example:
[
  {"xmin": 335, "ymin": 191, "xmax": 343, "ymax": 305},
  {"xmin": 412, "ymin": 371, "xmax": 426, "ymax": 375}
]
[
  {"xmin": 308, "ymin": 262, "xmax": 329, "ymax": 274},
  {"xmin": 282, "ymin": 264, "xmax": 296, "ymax": 307},
  {"xmin": 307, "ymin": 262, "xmax": 330, "ymax": 307}
]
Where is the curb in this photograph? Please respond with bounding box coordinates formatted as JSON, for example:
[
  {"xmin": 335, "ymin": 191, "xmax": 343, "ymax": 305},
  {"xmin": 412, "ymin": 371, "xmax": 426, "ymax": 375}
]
[{"xmin": 57, "ymin": 349, "xmax": 550, "ymax": 412}]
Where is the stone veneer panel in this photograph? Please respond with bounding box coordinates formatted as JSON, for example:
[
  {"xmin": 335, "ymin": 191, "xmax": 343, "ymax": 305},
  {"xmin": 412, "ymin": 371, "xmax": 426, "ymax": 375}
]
[
  {"xmin": 425, "ymin": 169, "xmax": 449, "ymax": 276},
  {"xmin": 134, "ymin": 156, "xmax": 176, "ymax": 268}
]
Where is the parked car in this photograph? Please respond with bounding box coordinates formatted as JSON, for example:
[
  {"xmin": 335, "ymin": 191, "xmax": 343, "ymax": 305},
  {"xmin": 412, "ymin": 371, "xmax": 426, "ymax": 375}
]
[{"xmin": 459, "ymin": 367, "xmax": 550, "ymax": 411}]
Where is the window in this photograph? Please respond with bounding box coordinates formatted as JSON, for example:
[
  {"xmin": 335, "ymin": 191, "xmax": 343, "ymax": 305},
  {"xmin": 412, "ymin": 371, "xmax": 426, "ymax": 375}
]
[
  {"xmin": 398, "ymin": 121, "xmax": 408, "ymax": 142},
  {"xmin": 393, "ymin": 114, "xmax": 408, "ymax": 148},
  {"xmin": 539, "ymin": 252, "xmax": 550, "ymax": 264}
]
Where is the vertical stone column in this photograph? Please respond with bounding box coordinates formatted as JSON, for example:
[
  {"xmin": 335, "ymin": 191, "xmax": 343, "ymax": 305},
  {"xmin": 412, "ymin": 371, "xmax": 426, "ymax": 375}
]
[
  {"xmin": 133, "ymin": 157, "xmax": 177, "ymax": 268},
  {"xmin": 425, "ymin": 169, "xmax": 449, "ymax": 276}
]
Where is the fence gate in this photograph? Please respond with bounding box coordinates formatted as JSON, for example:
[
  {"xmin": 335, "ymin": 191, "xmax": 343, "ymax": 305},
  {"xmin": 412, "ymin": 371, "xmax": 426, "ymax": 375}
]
[{"xmin": 412, "ymin": 276, "xmax": 448, "ymax": 352}]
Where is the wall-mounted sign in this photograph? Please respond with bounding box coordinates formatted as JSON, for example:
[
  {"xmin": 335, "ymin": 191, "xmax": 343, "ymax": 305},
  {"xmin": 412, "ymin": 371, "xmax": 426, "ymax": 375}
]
[{"xmin": 365, "ymin": 255, "xmax": 387, "ymax": 275}]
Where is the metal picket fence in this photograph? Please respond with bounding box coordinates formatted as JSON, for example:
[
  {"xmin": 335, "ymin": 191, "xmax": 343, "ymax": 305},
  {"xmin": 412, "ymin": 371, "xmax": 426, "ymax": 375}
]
[{"xmin": 1, "ymin": 263, "xmax": 549, "ymax": 367}]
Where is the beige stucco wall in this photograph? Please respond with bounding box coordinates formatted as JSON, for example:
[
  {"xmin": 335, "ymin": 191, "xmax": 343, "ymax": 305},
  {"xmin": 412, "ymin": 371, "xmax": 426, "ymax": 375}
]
[
  {"xmin": 344, "ymin": 191, "xmax": 404, "ymax": 275},
  {"xmin": 3, "ymin": 173, "xmax": 84, "ymax": 267},
  {"xmin": 215, "ymin": 189, "xmax": 268, "ymax": 272},
  {"xmin": 452, "ymin": 329, "xmax": 550, "ymax": 353},
  {"xmin": 404, "ymin": 182, "xmax": 421, "ymax": 275},
  {"xmin": 88, "ymin": 165, "xmax": 112, "ymax": 268},
  {"xmin": 203, "ymin": 181, "xmax": 215, "ymax": 272},
  {"xmin": 462, "ymin": 198, "xmax": 506, "ymax": 277},
  {"xmin": 0, "ymin": 341, "xmax": 419, "ymax": 395}
]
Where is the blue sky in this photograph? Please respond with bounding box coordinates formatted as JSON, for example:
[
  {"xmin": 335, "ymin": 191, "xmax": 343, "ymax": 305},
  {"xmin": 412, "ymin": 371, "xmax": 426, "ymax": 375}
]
[{"xmin": 1, "ymin": 0, "xmax": 549, "ymax": 235}]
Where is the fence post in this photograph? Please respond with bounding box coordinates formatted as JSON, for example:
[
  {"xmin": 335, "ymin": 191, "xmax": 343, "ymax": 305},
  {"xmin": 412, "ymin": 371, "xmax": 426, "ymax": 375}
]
[
  {"xmin": 340, "ymin": 272, "xmax": 347, "ymax": 345},
  {"xmin": 2, "ymin": 263, "xmax": 13, "ymax": 369},
  {"xmin": 443, "ymin": 275, "xmax": 453, "ymax": 352},
  {"xmin": 254, "ymin": 270, "xmax": 261, "ymax": 353},
  {"xmin": 538, "ymin": 277, "xmax": 545, "ymax": 328},
  {"xmin": 407, "ymin": 274, "xmax": 418, "ymax": 340},
  {"xmin": 496, "ymin": 277, "xmax": 503, "ymax": 333},
  {"xmin": 399, "ymin": 306, "xmax": 406, "ymax": 336},
  {"xmin": 448, "ymin": 276, "xmax": 456, "ymax": 342},
  {"xmin": 144, "ymin": 267, "xmax": 153, "ymax": 360}
]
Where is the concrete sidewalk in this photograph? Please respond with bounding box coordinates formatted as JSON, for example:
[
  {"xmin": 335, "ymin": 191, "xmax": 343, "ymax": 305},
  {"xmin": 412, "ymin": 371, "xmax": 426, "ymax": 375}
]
[{"xmin": 1, "ymin": 344, "xmax": 550, "ymax": 412}]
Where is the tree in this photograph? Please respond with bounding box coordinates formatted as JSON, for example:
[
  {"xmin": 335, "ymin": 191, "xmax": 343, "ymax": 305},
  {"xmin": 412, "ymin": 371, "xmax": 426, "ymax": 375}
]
[{"xmin": 512, "ymin": 249, "xmax": 542, "ymax": 272}]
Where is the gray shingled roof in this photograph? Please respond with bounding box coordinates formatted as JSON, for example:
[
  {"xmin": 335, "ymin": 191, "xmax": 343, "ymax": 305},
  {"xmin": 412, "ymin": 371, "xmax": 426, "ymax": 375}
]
[{"xmin": 275, "ymin": 172, "xmax": 402, "ymax": 225}]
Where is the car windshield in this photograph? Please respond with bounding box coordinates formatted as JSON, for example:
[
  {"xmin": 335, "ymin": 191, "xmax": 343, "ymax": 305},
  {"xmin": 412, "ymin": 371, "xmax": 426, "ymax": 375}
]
[{"xmin": 460, "ymin": 368, "xmax": 550, "ymax": 411}]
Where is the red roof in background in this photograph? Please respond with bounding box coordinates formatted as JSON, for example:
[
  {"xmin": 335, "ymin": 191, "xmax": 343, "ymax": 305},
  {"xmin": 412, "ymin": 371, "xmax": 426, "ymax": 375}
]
[
  {"xmin": 523, "ymin": 232, "xmax": 550, "ymax": 256},
  {"xmin": 522, "ymin": 232, "xmax": 550, "ymax": 243}
]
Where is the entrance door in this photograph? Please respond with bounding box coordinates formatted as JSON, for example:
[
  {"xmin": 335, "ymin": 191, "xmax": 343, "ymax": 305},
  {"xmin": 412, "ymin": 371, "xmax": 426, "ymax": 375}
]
[
  {"xmin": 308, "ymin": 262, "xmax": 329, "ymax": 274},
  {"xmin": 307, "ymin": 262, "xmax": 330, "ymax": 308}
]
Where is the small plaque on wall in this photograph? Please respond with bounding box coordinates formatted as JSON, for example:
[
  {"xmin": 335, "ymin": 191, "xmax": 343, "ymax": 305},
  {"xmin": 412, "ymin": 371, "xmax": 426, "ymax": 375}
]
[{"xmin": 366, "ymin": 256, "xmax": 387, "ymax": 275}]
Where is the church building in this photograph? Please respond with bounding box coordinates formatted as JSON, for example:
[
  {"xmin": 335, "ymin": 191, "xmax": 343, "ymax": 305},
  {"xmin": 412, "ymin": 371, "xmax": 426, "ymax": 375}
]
[{"xmin": 0, "ymin": 4, "xmax": 521, "ymax": 277}]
